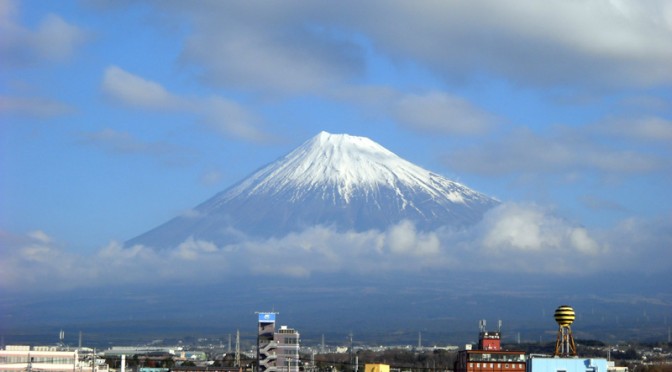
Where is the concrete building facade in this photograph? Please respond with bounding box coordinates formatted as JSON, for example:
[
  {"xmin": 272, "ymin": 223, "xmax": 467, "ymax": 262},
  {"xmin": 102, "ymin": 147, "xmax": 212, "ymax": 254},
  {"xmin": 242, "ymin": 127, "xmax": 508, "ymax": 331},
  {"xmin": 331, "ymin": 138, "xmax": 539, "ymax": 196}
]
[
  {"xmin": 455, "ymin": 325, "xmax": 526, "ymax": 372},
  {"xmin": 0, "ymin": 346, "xmax": 78, "ymax": 372},
  {"xmin": 256, "ymin": 313, "xmax": 300, "ymax": 372},
  {"xmin": 274, "ymin": 326, "xmax": 299, "ymax": 372}
]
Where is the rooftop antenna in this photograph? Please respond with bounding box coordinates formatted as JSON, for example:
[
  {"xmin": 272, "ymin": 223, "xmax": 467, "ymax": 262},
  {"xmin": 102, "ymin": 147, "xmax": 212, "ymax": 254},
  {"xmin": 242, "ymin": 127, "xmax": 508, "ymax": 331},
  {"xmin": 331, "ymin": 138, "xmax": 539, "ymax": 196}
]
[{"xmin": 349, "ymin": 331, "xmax": 354, "ymax": 372}]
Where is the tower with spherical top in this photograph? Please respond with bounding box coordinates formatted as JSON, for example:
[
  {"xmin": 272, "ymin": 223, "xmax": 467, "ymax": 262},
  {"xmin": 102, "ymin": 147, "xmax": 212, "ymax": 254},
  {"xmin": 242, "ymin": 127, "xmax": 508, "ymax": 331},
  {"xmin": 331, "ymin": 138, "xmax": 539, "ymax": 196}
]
[{"xmin": 553, "ymin": 305, "xmax": 577, "ymax": 356}]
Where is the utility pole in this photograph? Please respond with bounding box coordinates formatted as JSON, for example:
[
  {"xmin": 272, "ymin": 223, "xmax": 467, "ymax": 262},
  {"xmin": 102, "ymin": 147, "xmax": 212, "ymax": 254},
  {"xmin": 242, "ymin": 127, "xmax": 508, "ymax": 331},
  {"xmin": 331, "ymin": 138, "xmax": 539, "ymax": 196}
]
[
  {"xmin": 349, "ymin": 332, "xmax": 353, "ymax": 372},
  {"xmin": 235, "ymin": 330, "xmax": 241, "ymax": 368}
]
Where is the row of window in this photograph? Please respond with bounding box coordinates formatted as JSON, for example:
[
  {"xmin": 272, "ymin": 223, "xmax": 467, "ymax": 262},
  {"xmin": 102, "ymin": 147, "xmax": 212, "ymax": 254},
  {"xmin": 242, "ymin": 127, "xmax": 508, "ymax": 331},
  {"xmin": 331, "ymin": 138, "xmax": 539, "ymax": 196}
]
[
  {"xmin": 469, "ymin": 354, "xmax": 526, "ymax": 362},
  {"xmin": 469, "ymin": 363, "xmax": 524, "ymax": 369},
  {"xmin": 0, "ymin": 358, "xmax": 75, "ymax": 364}
]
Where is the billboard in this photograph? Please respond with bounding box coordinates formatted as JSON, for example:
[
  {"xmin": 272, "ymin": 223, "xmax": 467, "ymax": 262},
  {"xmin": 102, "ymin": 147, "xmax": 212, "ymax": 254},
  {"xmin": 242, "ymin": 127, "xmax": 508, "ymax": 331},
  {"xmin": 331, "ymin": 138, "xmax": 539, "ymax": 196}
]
[{"xmin": 258, "ymin": 312, "xmax": 276, "ymax": 323}]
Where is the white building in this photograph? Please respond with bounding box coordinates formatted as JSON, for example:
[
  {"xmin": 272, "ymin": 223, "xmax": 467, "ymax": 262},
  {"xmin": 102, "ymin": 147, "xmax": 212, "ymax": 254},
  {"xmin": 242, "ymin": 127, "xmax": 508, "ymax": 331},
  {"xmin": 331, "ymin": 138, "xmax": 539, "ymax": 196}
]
[
  {"xmin": 1, "ymin": 345, "xmax": 108, "ymax": 372},
  {"xmin": 1, "ymin": 346, "xmax": 77, "ymax": 372}
]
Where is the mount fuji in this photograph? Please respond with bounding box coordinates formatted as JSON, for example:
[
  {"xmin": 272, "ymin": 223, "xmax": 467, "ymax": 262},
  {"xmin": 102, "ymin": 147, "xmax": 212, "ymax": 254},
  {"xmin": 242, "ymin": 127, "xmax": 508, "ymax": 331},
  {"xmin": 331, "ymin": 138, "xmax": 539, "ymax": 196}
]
[{"xmin": 127, "ymin": 131, "xmax": 499, "ymax": 249}]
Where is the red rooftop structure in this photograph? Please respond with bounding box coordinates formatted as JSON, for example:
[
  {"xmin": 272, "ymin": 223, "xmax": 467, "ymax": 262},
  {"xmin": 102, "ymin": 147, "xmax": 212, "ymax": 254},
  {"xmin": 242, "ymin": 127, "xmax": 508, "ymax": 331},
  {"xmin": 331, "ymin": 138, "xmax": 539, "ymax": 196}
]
[{"xmin": 455, "ymin": 320, "xmax": 526, "ymax": 372}]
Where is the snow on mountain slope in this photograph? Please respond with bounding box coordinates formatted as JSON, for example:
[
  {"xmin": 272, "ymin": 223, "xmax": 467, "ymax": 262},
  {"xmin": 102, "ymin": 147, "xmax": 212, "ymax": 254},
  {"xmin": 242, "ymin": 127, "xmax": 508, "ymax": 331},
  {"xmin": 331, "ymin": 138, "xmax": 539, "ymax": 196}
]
[{"xmin": 127, "ymin": 132, "xmax": 499, "ymax": 249}]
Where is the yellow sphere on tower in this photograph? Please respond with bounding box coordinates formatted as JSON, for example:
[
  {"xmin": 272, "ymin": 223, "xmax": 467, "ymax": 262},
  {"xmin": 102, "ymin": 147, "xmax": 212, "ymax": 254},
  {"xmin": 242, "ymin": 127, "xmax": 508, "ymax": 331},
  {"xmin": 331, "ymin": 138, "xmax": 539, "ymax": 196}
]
[{"xmin": 554, "ymin": 305, "xmax": 575, "ymax": 326}]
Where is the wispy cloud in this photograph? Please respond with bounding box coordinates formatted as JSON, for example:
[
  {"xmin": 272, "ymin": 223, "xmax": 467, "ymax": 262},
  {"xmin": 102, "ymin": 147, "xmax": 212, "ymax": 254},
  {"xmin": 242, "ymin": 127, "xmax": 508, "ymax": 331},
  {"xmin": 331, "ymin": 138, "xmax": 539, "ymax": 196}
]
[
  {"xmin": 0, "ymin": 95, "xmax": 74, "ymax": 117},
  {"xmin": 393, "ymin": 92, "xmax": 498, "ymax": 135},
  {"xmin": 102, "ymin": 66, "xmax": 181, "ymax": 110},
  {"xmin": 77, "ymin": 128, "xmax": 194, "ymax": 166},
  {"xmin": 330, "ymin": 86, "xmax": 498, "ymax": 137},
  {"xmin": 440, "ymin": 126, "xmax": 670, "ymax": 176},
  {"xmin": 101, "ymin": 66, "xmax": 270, "ymax": 142},
  {"xmin": 0, "ymin": 1, "xmax": 89, "ymax": 68},
  {"xmin": 597, "ymin": 116, "xmax": 672, "ymax": 143}
]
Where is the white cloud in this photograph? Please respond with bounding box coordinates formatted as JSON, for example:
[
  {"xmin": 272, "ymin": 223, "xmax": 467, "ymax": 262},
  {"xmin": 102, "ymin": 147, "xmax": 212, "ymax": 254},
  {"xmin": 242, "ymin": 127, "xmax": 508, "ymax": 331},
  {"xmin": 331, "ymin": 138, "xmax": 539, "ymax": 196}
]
[
  {"xmin": 350, "ymin": 1, "xmax": 672, "ymax": 88},
  {"xmin": 3, "ymin": 205, "xmax": 670, "ymax": 292},
  {"xmin": 477, "ymin": 203, "xmax": 605, "ymax": 259},
  {"xmin": 394, "ymin": 92, "xmax": 497, "ymax": 135},
  {"xmin": 173, "ymin": 237, "xmax": 218, "ymax": 260},
  {"xmin": 151, "ymin": 1, "xmax": 672, "ymax": 94},
  {"xmin": 570, "ymin": 227, "xmax": 601, "ymax": 256},
  {"xmin": 440, "ymin": 126, "xmax": 669, "ymax": 176},
  {"xmin": 200, "ymin": 170, "xmax": 224, "ymax": 186},
  {"xmin": 27, "ymin": 230, "xmax": 52, "ymax": 244},
  {"xmin": 600, "ymin": 116, "xmax": 672, "ymax": 142},
  {"xmin": 0, "ymin": 2, "xmax": 88, "ymax": 68},
  {"xmin": 101, "ymin": 66, "xmax": 269, "ymax": 142},
  {"xmin": 102, "ymin": 66, "xmax": 180, "ymax": 110},
  {"xmin": 78, "ymin": 128, "xmax": 193, "ymax": 166},
  {"xmin": 481, "ymin": 204, "xmax": 548, "ymax": 252},
  {"xmin": 32, "ymin": 14, "xmax": 89, "ymax": 62},
  {"xmin": 199, "ymin": 96, "xmax": 271, "ymax": 142},
  {"xmin": 329, "ymin": 85, "xmax": 498, "ymax": 137},
  {"xmin": 0, "ymin": 95, "xmax": 73, "ymax": 117},
  {"xmin": 175, "ymin": 2, "xmax": 364, "ymax": 95},
  {"xmin": 386, "ymin": 220, "xmax": 440, "ymax": 257}
]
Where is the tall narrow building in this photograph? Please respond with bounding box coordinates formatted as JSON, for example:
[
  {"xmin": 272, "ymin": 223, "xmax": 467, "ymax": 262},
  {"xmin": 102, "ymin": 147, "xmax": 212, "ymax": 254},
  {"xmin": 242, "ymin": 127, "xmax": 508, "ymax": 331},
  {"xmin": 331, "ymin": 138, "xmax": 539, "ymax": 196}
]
[
  {"xmin": 257, "ymin": 313, "xmax": 277, "ymax": 372},
  {"xmin": 256, "ymin": 313, "xmax": 300, "ymax": 372},
  {"xmin": 275, "ymin": 326, "xmax": 300, "ymax": 372}
]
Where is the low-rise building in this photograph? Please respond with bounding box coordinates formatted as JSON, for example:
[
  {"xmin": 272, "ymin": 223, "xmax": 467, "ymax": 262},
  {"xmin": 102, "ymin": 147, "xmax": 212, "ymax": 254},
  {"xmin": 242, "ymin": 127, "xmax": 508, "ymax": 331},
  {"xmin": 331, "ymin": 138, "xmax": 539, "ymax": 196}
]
[
  {"xmin": 527, "ymin": 357, "xmax": 607, "ymax": 372},
  {"xmin": 0, "ymin": 346, "xmax": 77, "ymax": 372},
  {"xmin": 455, "ymin": 325, "xmax": 526, "ymax": 372}
]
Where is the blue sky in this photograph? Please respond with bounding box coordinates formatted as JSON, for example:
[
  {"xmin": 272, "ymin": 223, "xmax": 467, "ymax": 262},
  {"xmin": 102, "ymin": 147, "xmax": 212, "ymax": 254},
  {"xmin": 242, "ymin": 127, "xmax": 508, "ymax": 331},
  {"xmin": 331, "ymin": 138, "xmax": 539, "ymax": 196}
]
[{"xmin": 1, "ymin": 1, "xmax": 671, "ymax": 291}]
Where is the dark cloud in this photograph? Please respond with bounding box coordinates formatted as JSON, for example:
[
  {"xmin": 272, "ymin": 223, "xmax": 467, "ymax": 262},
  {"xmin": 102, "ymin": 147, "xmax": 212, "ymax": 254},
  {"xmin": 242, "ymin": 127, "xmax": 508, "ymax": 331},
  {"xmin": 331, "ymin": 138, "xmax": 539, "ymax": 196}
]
[
  {"xmin": 170, "ymin": 2, "xmax": 366, "ymax": 95},
  {"xmin": 152, "ymin": 1, "xmax": 672, "ymax": 94}
]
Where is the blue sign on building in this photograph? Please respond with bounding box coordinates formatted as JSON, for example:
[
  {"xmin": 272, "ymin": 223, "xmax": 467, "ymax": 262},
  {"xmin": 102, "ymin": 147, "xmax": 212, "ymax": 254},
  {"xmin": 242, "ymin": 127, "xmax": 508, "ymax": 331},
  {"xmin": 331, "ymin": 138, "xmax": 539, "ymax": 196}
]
[{"xmin": 258, "ymin": 312, "xmax": 276, "ymax": 322}]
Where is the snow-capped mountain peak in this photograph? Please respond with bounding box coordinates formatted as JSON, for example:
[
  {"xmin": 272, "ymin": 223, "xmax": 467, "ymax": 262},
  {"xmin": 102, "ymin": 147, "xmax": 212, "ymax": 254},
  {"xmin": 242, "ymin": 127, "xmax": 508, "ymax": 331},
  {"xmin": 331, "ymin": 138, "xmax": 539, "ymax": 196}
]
[
  {"xmin": 221, "ymin": 131, "xmax": 481, "ymax": 204},
  {"xmin": 127, "ymin": 131, "xmax": 499, "ymax": 249}
]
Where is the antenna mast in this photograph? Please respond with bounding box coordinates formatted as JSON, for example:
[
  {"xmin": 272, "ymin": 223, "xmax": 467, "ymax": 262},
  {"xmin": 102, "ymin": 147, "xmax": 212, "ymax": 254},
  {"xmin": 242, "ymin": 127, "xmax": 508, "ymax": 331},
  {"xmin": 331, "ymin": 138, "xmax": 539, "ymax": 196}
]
[{"xmin": 235, "ymin": 330, "xmax": 241, "ymax": 368}]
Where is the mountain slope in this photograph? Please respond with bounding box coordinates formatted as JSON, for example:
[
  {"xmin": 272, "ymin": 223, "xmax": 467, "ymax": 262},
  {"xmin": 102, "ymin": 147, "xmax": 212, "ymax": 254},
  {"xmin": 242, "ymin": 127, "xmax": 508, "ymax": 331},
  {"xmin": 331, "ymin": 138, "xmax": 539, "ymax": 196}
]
[{"xmin": 127, "ymin": 131, "xmax": 499, "ymax": 249}]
